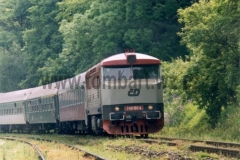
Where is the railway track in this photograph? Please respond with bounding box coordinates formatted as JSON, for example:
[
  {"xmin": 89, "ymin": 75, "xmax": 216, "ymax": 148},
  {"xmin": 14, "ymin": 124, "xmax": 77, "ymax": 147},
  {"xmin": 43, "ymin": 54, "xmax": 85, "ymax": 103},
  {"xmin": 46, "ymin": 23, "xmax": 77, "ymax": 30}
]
[
  {"xmin": 0, "ymin": 137, "xmax": 46, "ymax": 160},
  {"xmin": 190, "ymin": 145, "xmax": 240, "ymax": 158},
  {"xmin": 5, "ymin": 136, "xmax": 108, "ymax": 160},
  {"xmin": 159, "ymin": 137, "xmax": 240, "ymax": 148},
  {"xmin": 143, "ymin": 137, "xmax": 240, "ymax": 158}
]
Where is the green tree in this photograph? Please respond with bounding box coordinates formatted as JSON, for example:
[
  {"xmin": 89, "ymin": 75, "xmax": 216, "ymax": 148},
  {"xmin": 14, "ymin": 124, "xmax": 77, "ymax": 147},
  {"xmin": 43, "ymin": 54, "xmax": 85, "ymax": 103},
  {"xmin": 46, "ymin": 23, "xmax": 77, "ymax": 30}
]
[
  {"xmin": 178, "ymin": 0, "xmax": 240, "ymax": 127},
  {"xmin": 20, "ymin": 0, "xmax": 63, "ymax": 88},
  {"xmin": 0, "ymin": 0, "xmax": 31, "ymax": 92},
  {"xmin": 42, "ymin": 0, "xmax": 192, "ymax": 77}
]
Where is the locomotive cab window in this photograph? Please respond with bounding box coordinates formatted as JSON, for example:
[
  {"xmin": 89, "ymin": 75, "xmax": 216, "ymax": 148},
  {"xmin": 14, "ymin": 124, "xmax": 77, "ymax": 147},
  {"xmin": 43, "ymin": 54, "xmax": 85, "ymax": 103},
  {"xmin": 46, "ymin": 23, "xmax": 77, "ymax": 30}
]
[
  {"xmin": 133, "ymin": 65, "xmax": 159, "ymax": 79},
  {"xmin": 103, "ymin": 65, "xmax": 160, "ymax": 81},
  {"xmin": 103, "ymin": 66, "xmax": 132, "ymax": 81}
]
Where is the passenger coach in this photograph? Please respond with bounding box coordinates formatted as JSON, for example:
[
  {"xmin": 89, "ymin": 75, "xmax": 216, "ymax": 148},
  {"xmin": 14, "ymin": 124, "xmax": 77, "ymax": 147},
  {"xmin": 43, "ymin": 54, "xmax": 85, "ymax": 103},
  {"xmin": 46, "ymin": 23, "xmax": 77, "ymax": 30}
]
[{"xmin": 0, "ymin": 89, "xmax": 30, "ymax": 132}]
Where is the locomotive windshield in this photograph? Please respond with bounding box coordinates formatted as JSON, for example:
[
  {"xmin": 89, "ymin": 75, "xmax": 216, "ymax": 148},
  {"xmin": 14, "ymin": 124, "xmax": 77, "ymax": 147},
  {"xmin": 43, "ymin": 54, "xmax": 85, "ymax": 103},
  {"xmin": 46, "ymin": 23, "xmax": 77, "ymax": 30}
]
[{"xmin": 103, "ymin": 65, "xmax": 159, "ymax": 81}]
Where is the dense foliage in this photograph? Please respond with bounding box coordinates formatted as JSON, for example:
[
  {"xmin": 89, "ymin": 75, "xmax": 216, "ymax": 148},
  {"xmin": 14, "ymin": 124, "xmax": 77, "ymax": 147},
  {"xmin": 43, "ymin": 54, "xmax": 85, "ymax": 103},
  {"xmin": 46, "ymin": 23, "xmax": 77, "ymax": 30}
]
[
  {"xmin": 178, "ymin": 0, "xmax": 240, "ymax": 127},
  {"xmin": 0, "ymin": 0, "xmax": 192, "ymax": 90},
  {"xmin": 0, "ymin": 0, "xmax": 239, "ymax": 127}
]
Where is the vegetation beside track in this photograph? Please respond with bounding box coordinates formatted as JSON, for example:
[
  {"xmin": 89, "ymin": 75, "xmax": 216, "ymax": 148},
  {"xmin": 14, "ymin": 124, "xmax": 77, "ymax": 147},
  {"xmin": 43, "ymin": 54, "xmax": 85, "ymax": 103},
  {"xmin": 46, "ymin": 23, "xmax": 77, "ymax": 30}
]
[
  {"xmin": 160, "ymin": 102, "xmax": 240, "ymax": 142},
  {"xmin": 0, "ymin": 138, "xmax": 38, "ymax": 160},
  {"xmin": 1, "ymin": 134, "xmax": 238, "ymax": 160}
]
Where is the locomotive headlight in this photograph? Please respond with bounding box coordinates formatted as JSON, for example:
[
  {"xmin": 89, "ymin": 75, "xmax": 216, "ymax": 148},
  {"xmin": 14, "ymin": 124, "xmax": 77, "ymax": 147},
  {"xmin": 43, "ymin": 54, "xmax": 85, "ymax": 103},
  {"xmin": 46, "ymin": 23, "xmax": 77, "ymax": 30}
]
[
  {"xmin": 127, "ymin": 55, "xmax": 136, "ymax": 64},
  {"xmin": 148, "ymin": 105, "xmax": 153, "ymax": 110},
  {"xmin": 115, "ymin": 106, "xmax": 120, "ymax": 111}
]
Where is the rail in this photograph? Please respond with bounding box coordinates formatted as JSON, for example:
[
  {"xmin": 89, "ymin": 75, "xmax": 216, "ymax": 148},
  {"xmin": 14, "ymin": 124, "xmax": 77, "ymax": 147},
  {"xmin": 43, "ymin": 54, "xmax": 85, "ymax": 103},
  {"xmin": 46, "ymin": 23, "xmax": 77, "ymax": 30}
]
[{"xmin": 0, "ymin": 137, "xmax": 46, "ymax": 160}]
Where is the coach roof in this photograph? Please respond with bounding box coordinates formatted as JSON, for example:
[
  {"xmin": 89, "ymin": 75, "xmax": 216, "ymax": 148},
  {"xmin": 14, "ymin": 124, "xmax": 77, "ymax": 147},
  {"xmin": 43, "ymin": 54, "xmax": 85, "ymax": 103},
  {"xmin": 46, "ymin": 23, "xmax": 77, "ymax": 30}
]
[
  {"xmin": 27, "ymin": 85, "xmax": 58, "ymax": 99},
  {"xmin": 0, "ymin": 88, "xmax": 31, "ymax": 103}
]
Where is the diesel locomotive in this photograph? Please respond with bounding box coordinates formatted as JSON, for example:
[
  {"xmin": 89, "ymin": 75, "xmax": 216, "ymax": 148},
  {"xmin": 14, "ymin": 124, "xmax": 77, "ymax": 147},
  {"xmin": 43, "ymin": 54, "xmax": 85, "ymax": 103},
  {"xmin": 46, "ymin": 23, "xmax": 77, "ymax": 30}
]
[{"xmin": 0, "ymin": 51, "xmax": 164, "ymax": 137}]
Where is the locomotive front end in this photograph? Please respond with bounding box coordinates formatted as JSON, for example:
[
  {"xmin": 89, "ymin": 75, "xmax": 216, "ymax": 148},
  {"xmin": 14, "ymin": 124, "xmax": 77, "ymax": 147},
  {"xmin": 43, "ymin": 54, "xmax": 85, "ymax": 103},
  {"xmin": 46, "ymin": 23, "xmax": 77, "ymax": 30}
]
[{"xmin": 100, "ymin": 52, "xmax": 164, "ymax": 136}]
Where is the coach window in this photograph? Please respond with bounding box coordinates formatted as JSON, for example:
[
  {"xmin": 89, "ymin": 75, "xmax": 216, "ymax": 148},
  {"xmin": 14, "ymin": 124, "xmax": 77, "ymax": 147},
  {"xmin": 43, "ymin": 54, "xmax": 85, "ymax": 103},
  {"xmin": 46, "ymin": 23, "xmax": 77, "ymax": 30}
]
[
  {"xmin": 73, "ymin": 90, "xmax": 76, "ymax": 105},
  {"xmin": 59, "ymin": 94, "xmax": 61, "ymax": 108},
  {"xmin": 64, "ymin": 92, "xmax": 67, "ymax": 107},
  {"xmin": 65, "ymin": 92, "xmax": 68, "ymax": 106},
  {"xmin": 52, "ymin": 96, "xmax": 54, "ymax": 103},
  {"xmin": 59, "ymin": 94, "xmax": 62, "ymax": 107},
  {"xmin": 75, "ymin": 88, "xmax": 77, "ymax": 104},
  {"xmin": 79, "ymin": 87, "xmax": 82, "ymax": 103},
  {"xmin": 63, "ymin": 93, "xmax": 65, "ymax": 107},
  {"xmin": 73, "ymin": 89, "xmax": 76, "ymax": 105},
  {"xmin": 45, "ymin": 97, "xmax": 49, "ymax": 111},
  {"xmin": 48, "ymin": 97, "xmax": 51, "ymax": 110},
  {"xmin": 68, "ymin": 91, "xmax": 71, "ymax": 105},
  {"xmin": 69, "ymin": 90, "xmax": 72, "ymax": 105},
  {"xmin": 45, "ymin": 98, "xmax": 48, "ymax": 111},
  {"xmin": 51, "ymin": 97, "xmax": 54, "ymax": 110},
  {"xmin": 77, "ymin": 87, "xmax": 80, "ymax": 104},
  {"xmin": 62, "ymin": 94, "xmax": 65, "ymax": 107},
  {"xmin": 28, "ymin": 101, "xmax": 31, "ymax": 112},
  {"xmin": 66, "ymin": 92, "xmax": 68, "ymax": 106},
  {"xmin": 83, "ymin": 86, "xmax": 85, "ymax": 103},
  {"xmin": 74, "ymin": 89, "xmax": 77, "ymax": 105},
  {"xmin": 61, "ymin": 94, "xmax": 64, "ymax": 108},
  {"xmin": 64, "ymin": 91, "xmax": 68, "ymax": 106},
  {"xmin": 45, "ymin": 98, "xmax": 48, "ymax": 110},
  {"xmin": 65, "ymin": 92, "xmax": 68, "ymax": 107},
  {"xmin": 72, "ymin": 88, "xmax": 76, "ymax": 104},
  {"xmin": 79, "ymin": 87, "xmax": 81, "ymax": 104},
  {"xmin": 64, "ymin": 91, "xmax": 68, "ymax": 107},
  {"xmin": 49, "ymin": 97, "xmax": 52, "ymax": 110},
  {"xmin": 71, "ymin": 90, "xmax": 74, "ymax": 105},
  {"xmin": 62, "ymin": 93, "xmax": 65, "ymax": 107},
  {"xmin": 78, "ymin": 88, "xmax": 80, "ymax": 104},
  {"xmin": 42, "ymin": 98, "xmax": 45, "ymax": 111},
  {"xmin": 68, "ymin": 91, "xmax": 71, "ymax": 106},
  {"xmin": 38, "ymin": 99, "xmax": 42, "ymax": 111}
]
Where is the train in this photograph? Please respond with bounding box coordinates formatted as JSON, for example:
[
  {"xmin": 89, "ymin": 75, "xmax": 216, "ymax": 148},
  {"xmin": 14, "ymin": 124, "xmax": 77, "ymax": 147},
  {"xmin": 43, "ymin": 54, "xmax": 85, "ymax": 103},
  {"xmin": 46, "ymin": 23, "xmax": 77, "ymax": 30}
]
[{"xmin": 0, "ymin": 51, "xmax": 164, "ymax": 137}]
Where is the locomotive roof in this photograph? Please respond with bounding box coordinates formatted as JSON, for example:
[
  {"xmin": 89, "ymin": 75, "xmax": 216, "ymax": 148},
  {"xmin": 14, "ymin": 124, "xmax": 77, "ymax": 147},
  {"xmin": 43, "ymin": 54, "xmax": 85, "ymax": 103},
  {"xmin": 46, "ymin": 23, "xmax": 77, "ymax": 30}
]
[
  {"xmin": 0, "ymin": 88, "xmax": 31, "ymax": 103},
  {"xmin": 100, "ymin": 53, "xmax": 161, "ymax": 66}
]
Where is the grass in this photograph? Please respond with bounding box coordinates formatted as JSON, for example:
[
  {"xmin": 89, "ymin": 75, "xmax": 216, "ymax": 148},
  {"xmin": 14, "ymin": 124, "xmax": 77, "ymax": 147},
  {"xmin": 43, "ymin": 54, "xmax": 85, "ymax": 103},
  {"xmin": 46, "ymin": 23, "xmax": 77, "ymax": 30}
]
[
  {"xmin": 0, "ymin": 139, "xmax": 38, "ymax": 160},
  {"xmin": 0, "ymin": 133, "xmax": 238, "ymax": 160}
]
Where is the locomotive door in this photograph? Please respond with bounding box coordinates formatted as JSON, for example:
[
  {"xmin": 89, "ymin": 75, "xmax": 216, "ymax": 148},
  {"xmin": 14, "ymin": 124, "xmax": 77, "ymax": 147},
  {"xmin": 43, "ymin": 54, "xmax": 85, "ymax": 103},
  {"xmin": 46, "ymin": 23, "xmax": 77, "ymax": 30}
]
[
  {"xmin": 86, "ymin": 65, "xmax": 101, "ymax": 115},
  {"xmin": 86, "ymin": 76, "xmax": 100, "ymax": 110}
]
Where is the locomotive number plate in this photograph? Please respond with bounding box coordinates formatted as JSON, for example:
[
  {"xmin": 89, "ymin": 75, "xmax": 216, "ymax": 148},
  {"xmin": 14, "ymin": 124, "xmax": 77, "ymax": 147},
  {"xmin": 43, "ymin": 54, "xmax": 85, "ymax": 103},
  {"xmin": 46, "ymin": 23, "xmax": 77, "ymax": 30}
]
[{"xmin": 124, "ymin": 106, "xmax": 143, "ymax": 111}]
